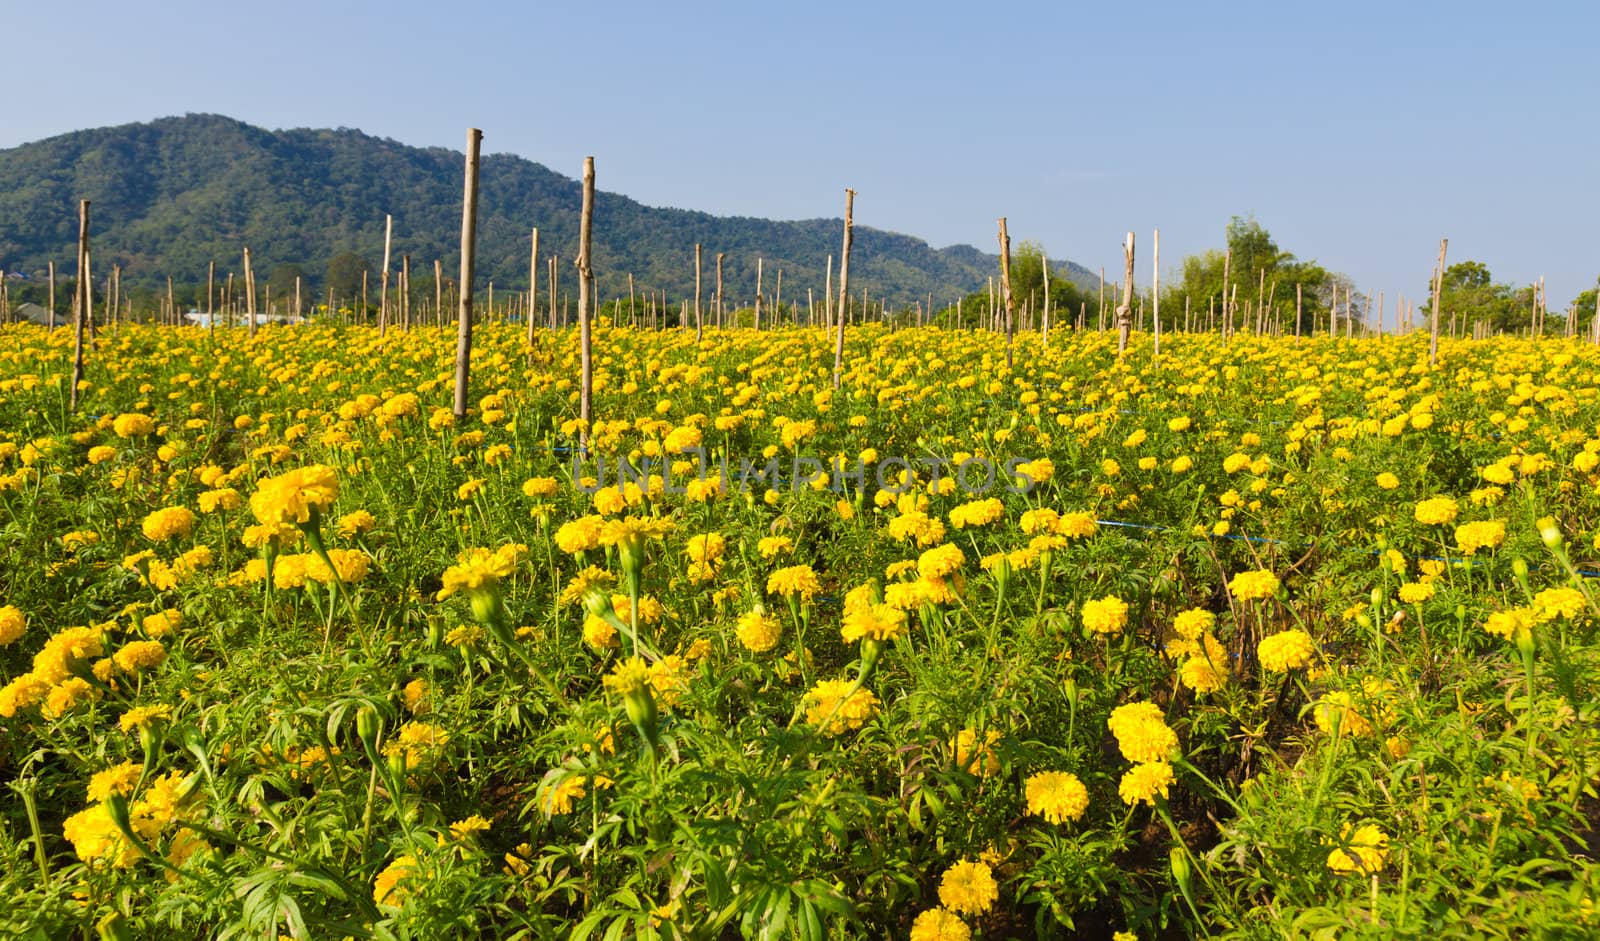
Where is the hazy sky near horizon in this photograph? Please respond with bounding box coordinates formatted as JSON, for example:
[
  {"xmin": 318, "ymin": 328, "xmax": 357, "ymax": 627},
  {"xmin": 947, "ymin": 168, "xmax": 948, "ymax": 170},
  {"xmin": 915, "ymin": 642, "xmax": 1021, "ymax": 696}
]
[{"xmin": 4, "ymin": 1, "xmax": 1597, "ymax": 313}]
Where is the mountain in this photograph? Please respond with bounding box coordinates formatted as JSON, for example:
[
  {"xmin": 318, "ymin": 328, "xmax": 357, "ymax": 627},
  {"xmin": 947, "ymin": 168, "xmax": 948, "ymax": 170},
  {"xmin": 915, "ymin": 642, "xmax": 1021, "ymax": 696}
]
[{"xmin": 0, "ymin": 115, "xmax": 1097, "ymax": 311}]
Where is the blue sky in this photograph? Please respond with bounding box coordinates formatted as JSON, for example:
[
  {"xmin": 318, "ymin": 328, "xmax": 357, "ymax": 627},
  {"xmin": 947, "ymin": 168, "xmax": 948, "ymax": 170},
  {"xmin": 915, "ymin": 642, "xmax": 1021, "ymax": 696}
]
[{"xmin": 4, "ymin": 0, "xmax": 1597, "ymax": 312}]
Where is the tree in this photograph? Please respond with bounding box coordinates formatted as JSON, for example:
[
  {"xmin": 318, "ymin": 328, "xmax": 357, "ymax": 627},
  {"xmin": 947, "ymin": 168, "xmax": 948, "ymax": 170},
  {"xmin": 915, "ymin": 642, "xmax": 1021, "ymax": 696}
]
[
  {"xmin": 269, "ymin": 263, "xmax": 308, "ymax": 309},
  {"xmin": 325, "ymin": 252, "xmax": 369, "ymax": 301},
  {"xmin": 1164, "ymin": 217, "xmax": 1336, "ymax": 334},
  {"xmin": 1432, "ymin": 261, "xmax": 1517, "ymax": 333}
]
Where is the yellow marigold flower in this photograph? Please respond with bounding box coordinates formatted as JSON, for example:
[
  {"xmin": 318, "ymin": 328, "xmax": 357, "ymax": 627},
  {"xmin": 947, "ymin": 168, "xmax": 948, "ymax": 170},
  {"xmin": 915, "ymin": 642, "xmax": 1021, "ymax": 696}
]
[
  {"xmin": 1257, "ymin": 630, "xmax": 1314, "ymax": 671},
  {"xmin": 338, "ymin": 509, "xmax": 378, "ymax": 536},
  {"xmin": 1019, "ymin": 508, "xmax": 1060, "ymax": 534},
  {"xmin": 1484, "ymin": 607, "xmax": 1536, "ymax": 640},
  {"xmin": 840, "ymin": 602, "xmax": 908, "ymax": 644},
  {"xmin": 1228, "ymin": 569, "xmax": 1280, "ymax": 602},
  {"xmin": 449, "ymin": 815, "xmax": 492, "ymax": 839},
  {"xmin": 767, "ymin": 564, "xmax": 823, "ymax": 600},
  {"xmin": 1413, "ymin": 496, "xmax": 1459, "ymax": 526},
  {"xmin": 436, "ymin": 543, "xmax": 526, "ymax": 600},
  {"xmin": 87, "ymin": 761, "xmax": 143, "ymax": 802},
  {"xmin": 1398, "ymin": 582, "xmax": 1434, "ymax": 604},
  {"xmin": 0, "ymin": 673, "xmax": 52, "ymax": 717},
  {"xmin": 952, "ymin": 727, "xmax": 1002, "ymax": 776},
  {"xmin": 1312, "ymin": 680, "xmax": 1395, "ymax": 737},
  {"xmin": 1055, "ymin": 511, "xmax": 1097, "ymax": 538},
  {"xmin": 112, "ymin": 413, "xmax": 156, "ymax": 438},
  {"xmin": 87, "ymin": 445, "xmax": 118, "ymax": 464},
  {"xmin": 1180, "ymin": 636, "xmax": 1229, "ymax": 694},
  {"xmin": 445, "ymin": 624, "xmax": 485, "ymax": 648},
  {"xmin": 197, "ymin": 488, "xmax": 242, "ymax": 514},
  {"xmin": 1081, "ymin": 595, "xmax": 1128, "ymax": 635},
  {"xmin": 249, "ymin": 465, "xmax": 340, "ymax": 527},
  {"xmin": 1118, "ymin": 761, "xmax": 1175, "ymax": 806},
  {"xmin": 142, "ymin": 506, "xmax": 197, "ymax": 541},
  {"xmin": 756, "ymin": 535, "xmax": 793, "ymax": 558},
  {"xmin": 113, "ymin": 640, "xmax": 168, "ymax": 673},
  {"xmin": 603, "ymin": 656, "xmax": 654, "ymax": 697},
  {"xmin": 1375, "ymin": 472, "xmax": 1400, "ymax": 490},
  {"xmin": 32, "ymin": 626, "xmax": 105, "ymax": 683},
  {"xmin": 802, "ymin": 678, "xmax": 879, "ymax": 736},
  {"xmin": 736, "ymin": 607, "xmax": 783, "ymax": 653},
  {"xmin": 1452, "ymin": 519, "xmax": 1505, "ymax": 554},
  {"xmin": 539, "ymin": 775, "xmax": 590, "ymax": 816},
  {"xmin": 1167, "ymin": 416, "xmax": 1192, "ymax": 432},
  {"xmin": 685, "ymin": 533, "xmax": 726, "ymax": 562},
  {"xmin": 44, "ymin": 677, "xmax": 98, "ymax": 718},
  {"xmin": 1170, "ymin": 455, "xmax": 1194, "ymax": 473},
  {"xmin": 1325, "ymin": 823, "xmax": 1388, "ymax": 875},
  {"xmin": 1107, "ymin": 704, "xmax": 1178, "ymax": 763},
  {"xmin": 915, "ymin": 543, "xmax": 965, "ymax": 581},
  {"xmin": 522, "ymin": 477, "xmax": 559, "ymax": 498},
  {"xmin": 938, "ymin": 859, "xmax": 999, "ymax": 916},
  {"xmin": 0, "ymin": 605, "xmax": 25, "ymax": 645},
  {"xmin": 403, "ymin": 678, "xmax": 431, "ymax": 715},
  {"xmin": 1172, "ymin": 608, "xmax": 1214, "ymax": 641},
  {"xmin": 373, "ymin": 854, "xmax": 420, "ymax": 906},
  {"xmin": 948, "ymin": 497, "xmax": 1005, "ymax": 529},
  {"xmin": 909, "ymin": 908, "xmax": 971, "ymax": 941},
  {"xmin": 119, "ymin": 703, "xmax": 173, "ymax": 732},
  {"xmin": 1531, "ymin": 587, "xmax": 1586, "ymax": 623},
  {"xmin": 64, "ymin": 802, "xmax": 156, "ymax": 869},
  {"xmin": 559, "ymin": 566, "xmax": 615, "ymax": 606},
  {"xmin": 1222, "ymin": 452, "xmax": 1251, "ymax": 474},
  {"xmin": 582, "ymin": 613, "xmax": 618, "ymax": 650},
  {"xmin": 1025, "ymin": 770, "xmax": 1089, "ymax": 824}
]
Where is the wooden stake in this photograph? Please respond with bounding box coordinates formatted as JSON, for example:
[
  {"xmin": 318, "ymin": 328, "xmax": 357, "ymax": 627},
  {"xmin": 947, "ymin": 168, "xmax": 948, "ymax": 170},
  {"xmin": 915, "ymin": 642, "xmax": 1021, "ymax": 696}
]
[
  {"xmin": 694, "ymin": 243, "xmax": 703, "ymax": 340},
  {"xmin": 70, "ymin": 200, "xmax": 89, "ymax": 411},
  {"xmin": 244, "ymin": 247, "xmax": 257, "ymax": 337},
  {"xmin": 48, "ymin": 260, "xmax": 56, "ymax": 329},
  {"xmin": 379, "ymin": 214, "xmax": 392, "ymax": 334},
  {"xmin": 1430, "ymin": 238, "xmax": 1447, "ymax": 363},
  {"xmin": 998, "ymin": 217, "xmax": 1016, "ymax": 369},
  {"xmin": 527, "ymin": 228, "xmax": 539, "ymax": 343},
  {"xmin": 577, "ymin": 156, "xmax": 597, "ymax": 445},
  {"xmin": 1152, "ymin": 228, "xmax": 1161, "ymax": 360},
  {"xmin": 1041, "ymin": 253, "xmax": 1051, "ymax": 347},
  {"xmin": 832, "ymin": 188, "xmax": 855, "ymax": 390},
  {"xmin": 453, "ymin": 128, "xmax": 482, "ymax": 420},
  {"xmin": 1116, "ymin": 232, "xmax": 1135, "ymax": 356}
]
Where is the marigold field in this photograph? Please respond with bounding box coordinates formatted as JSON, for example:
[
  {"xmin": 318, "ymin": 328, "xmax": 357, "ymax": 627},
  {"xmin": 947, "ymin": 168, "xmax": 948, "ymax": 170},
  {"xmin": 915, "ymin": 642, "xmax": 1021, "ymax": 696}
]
[{"xmin": 2, "ymin": 321, "xmax": 1599, "ymax": 939}]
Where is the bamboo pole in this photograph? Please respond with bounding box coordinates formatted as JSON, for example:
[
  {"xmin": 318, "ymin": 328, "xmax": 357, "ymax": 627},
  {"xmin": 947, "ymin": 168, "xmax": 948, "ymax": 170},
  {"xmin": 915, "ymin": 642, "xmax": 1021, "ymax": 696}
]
[
  {"xmin": 715, "ymin": 252, "xmax": 725, "ymax": 329},
  {"xmin": 824, "ymin": 254, "xmax": 833, "ymax": 328},
  {"xmin": 401, "ymin": 256, "xmax": 411, "ymax": 329},
  {"xmin": 1097, "ymin": 267, "xmax": 1105, "ymax": 332},
  {"xmin": 998, "ymin": 217, "xmax": 1016, "ymax": 369},
  {"xmin": 70, "ymin": 200, "xmax": 89, "ymax": 411},
  {"xmin": 577, "ymin": 156, "xmax": 596, "ymax": 445},
  {"xmin": 1115, "ymin": 232, "xmax": 1135, "ymax": 356},
  {"xmin": 1152, "ymin": 229, "xmax": 1161, "ymax": 360},
  {"xmin": 694, "ymin": 243, "xmax": 703, "ymax": 340},
  {"xmin": 379, "ymin": 214, "xmax": 392, "ymax": 334},
  {"xmin": 831, "ymin": 188, "xmax": 855, "ymax": 390},
  {"xmin": 1430, "ymin": 238, "xmax": 1447, "ymax": 363},
  {"xmin": 48, "ymin": 261, "xmax": 56, "ymax": 329},
  {"xmin": 1041, "ymin": 253, "xmax": 1051, "ymax": 347},
  {"xmin": 754, "ymin": 256, "xmax": 763, "ymax": 330},
  {"xmin": 525, "ymin": 228, "xmax": 539, "ymax": 343},
  {"xmin": 244, "ymin": 248, "xmax": 256, "ymax": 337},
  {"xmin": 453, "ymin": 128, "xmax": 482, "ymax": 420}
]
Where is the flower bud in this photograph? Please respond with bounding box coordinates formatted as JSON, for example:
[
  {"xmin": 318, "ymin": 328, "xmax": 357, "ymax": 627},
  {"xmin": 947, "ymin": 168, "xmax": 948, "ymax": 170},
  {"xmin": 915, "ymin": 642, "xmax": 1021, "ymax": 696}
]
[
  {"xmin": 1169, "ymin": 846, "xmax": 1193, "ymax": 897},
  {"xmin": 357, "ymin": 706, "xmax": 381, "ymax": 757},
  {"xmin": 1540, "ymin": 525, "xmax": 1562, "ymax": 549},
  {"xmin": 1512, "ymin": 558, "xmax": 1529, "ymax": 580}
]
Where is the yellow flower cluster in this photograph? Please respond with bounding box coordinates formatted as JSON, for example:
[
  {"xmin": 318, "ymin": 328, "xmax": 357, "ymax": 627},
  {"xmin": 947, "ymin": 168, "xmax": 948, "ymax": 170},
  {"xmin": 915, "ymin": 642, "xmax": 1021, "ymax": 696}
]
[
  {"xmin": 436, "ymin": 544, "xmax": 527, "ymax": 600},
  {"xmin": 249, "ymin": 464, "xmax": 340, "ymax": 527},
  {"xmin": 802, "ymin": 679, "xmax": 879, "ymax": 735}
]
